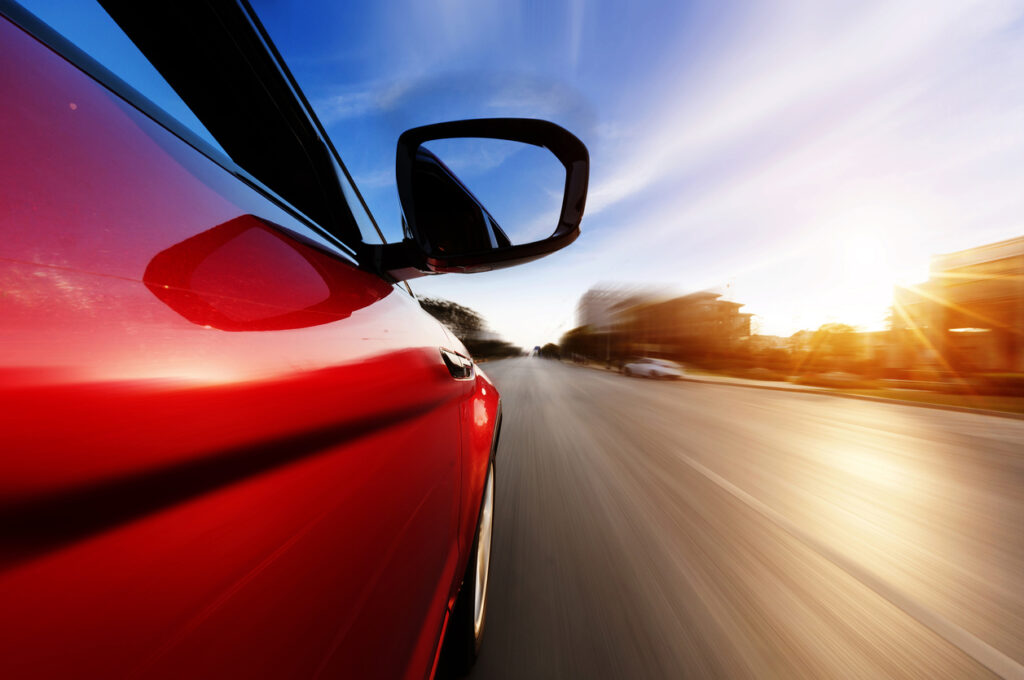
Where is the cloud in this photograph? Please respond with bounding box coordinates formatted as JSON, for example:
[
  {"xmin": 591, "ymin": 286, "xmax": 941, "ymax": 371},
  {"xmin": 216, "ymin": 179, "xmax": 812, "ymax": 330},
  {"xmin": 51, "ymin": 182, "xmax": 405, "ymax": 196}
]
[
  {"xmin": 568, "ymin": 0, "xmax": 584, "ymax": 71},
  {"xmin": 585, "ymin": 0, "xmax": 1024, "ymax": 217},
  {"xmin": 315, "ymin": 80, "xmax": 410, "ymax": 124},
  {"xmin": 486, "ymin": 81, "xmax": 580, "ymax": 119},
  {"xmin": 425, "ymin": 138, "xmax": 524, "ymax": 177},
  {"xmin": 353, "ymin": 168, "xmax": 394, "ymax": 189}
]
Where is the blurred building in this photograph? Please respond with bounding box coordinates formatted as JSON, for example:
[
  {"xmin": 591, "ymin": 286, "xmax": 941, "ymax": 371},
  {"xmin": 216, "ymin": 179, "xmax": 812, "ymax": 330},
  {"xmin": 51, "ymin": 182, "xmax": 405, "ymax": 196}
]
[
  {"xmin": 566, "ymin": 287, "xmax": 751, "ymax": 361},
  {"xmin": 576, "ymin": 287, "xmax": 657, "ymax": 331},
  {"xmin": 892, "ymin": 236, "xmax": 1024, "ymax": 373},
  {"xmin": 618, "ymin": 291, "xmax": 752, "ymax": 356}
]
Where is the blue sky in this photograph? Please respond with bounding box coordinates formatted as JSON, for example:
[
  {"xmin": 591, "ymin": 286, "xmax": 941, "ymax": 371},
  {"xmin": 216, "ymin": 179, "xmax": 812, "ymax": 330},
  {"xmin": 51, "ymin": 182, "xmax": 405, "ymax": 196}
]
[{"xmin": 24, "ymin": 0, "xmax": 1024, "ymax": 348}]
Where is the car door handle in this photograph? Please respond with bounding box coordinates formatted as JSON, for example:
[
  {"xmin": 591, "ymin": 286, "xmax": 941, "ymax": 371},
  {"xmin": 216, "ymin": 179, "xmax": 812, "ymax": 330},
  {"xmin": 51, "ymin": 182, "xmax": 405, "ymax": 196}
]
[{"xmin": 440, "ymin": 348, "xmax": 474, "ymax": 380}]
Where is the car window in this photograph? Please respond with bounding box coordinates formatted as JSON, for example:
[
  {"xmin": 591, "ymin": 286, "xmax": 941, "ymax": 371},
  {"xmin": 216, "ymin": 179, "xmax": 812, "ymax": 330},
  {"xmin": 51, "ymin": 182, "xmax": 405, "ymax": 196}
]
[
  {"xmin": 16, "ymin": 0, "xmax": 223, "ymax": 154},
  {"xmin": 14, "ymin": 0, "xmax": 386, "ymax": 249},
  {"xmin": 331, "ymin": 155, "xmax": 386, "ymax": 245}
]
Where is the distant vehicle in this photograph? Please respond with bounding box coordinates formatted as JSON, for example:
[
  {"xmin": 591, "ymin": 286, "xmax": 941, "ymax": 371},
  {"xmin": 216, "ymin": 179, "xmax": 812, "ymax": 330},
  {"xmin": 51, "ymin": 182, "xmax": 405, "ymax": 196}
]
[{"xmin": 622, "ymin": 358, "xmax": 684, "ymax": 379}]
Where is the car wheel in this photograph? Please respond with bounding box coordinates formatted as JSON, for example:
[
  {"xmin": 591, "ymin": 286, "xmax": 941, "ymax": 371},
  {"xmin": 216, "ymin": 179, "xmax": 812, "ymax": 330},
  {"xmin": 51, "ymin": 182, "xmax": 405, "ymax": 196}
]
[{"xmin": 438, "ymin": 460, "xmax": 495, "ymax": 677}]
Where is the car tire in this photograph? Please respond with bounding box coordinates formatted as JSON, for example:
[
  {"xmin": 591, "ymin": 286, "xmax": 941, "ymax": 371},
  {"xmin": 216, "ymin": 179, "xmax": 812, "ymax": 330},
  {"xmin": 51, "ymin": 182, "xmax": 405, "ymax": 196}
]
[{"xmin": 437, "ymin": 460, "xmax": 495, "ymax": 678}]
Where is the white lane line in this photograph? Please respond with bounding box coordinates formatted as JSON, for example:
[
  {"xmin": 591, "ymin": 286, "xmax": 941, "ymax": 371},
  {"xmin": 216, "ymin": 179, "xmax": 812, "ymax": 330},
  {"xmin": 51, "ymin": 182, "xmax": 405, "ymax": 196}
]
[{"xmin": 677, "ymin": 452, "xmax": 1024, "ymax": 680}]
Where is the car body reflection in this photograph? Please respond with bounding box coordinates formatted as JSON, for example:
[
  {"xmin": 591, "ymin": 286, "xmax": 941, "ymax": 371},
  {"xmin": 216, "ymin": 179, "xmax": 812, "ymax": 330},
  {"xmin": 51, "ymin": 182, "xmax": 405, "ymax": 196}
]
[{"xmin": 144, "ymin": 214, "xmax": 392, "ymax": 331}]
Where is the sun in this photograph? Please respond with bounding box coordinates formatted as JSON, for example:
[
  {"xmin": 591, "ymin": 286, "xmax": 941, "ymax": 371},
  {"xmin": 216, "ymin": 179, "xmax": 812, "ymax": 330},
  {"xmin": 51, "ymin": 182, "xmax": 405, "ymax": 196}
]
[{"xmin": 824, "ymin": 223, "xmax": 932, "ymax": 330}]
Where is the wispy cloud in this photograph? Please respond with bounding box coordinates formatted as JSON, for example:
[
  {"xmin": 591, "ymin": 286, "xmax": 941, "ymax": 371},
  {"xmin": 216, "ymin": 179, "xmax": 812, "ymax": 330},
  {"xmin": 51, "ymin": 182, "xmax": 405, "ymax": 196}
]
[
  {"xmin": 586, "ymin": 0, "xmax": 1024, "ymax": 217},
  {"xmin": 568, "ymin": 0, "xmax": 585, "ymax": 71},
  {"xmin": 425, "ymin": 138, "xmax": 524, "ymax": 177},
  {"xmin": 353, "ymin": 168, "xmax": 394, "ymax": 189},
  {"xmin": 315, "ymin": 80, "xmax": 410, "ymax": 124},
  {"xmin": 485, "ymin": 78, "xmax": 588, "ymax": 120}
]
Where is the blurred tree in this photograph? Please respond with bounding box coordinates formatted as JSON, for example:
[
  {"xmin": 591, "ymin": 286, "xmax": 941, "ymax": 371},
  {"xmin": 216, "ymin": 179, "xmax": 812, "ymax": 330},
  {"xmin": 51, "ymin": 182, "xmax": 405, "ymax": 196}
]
[
  {"xmin": 418, "ymin": 296, "xmax": 522, "ymax": 359},
  {"xmin": 539, "ymin": 343, "xmax": 561, "ymax": 359},
  {"xmin": 418, "ymin": 297, "xmax": 485, "ymax": 340},
  {"xmin": 463, "ymin": 338, "xmax": 523, "ymax": 359},
  {"xmin": 814, "ymin": 323, "xmax": 857, "ymax": 344},
  {"xmin": 806, "ymin": 323, "xmax": 859, "ymax": 371}
]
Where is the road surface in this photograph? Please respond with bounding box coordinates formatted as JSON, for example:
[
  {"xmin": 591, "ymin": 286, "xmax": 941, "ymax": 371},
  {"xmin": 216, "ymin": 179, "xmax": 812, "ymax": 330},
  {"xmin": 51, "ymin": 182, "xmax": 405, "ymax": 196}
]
[{"xmin": 470, "ymin": 358, "xmax": 1024, "ymax": 679}]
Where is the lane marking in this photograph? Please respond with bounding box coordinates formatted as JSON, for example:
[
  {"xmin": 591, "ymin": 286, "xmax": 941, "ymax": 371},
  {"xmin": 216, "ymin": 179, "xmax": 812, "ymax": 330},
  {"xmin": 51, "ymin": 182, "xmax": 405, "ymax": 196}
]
[{"xmin": 677, "ymin": 452, "xmax": 1024, "ymax": 680}]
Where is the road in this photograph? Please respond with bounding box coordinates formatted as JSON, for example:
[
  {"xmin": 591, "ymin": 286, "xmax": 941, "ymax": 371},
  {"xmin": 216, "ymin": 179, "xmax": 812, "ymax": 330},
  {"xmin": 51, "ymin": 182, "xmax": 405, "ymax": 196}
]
[{"xmin": 470, "ymin": 358, "xmax": 1024, "ymax": 679}]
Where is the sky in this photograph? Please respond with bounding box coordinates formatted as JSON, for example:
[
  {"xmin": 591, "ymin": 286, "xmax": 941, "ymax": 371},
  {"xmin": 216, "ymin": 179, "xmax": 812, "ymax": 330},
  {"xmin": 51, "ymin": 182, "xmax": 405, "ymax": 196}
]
[{"xmin": 24, "ymin": 0, "xmax": 1024, "ymax": 349}]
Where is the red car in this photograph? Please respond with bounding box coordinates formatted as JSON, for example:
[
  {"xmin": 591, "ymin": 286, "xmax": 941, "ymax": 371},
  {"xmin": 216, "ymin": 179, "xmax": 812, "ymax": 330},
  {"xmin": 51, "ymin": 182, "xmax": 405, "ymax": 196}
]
[{"xmin": 0, "ymin": 2, "xmax": 587, "ymax": 678}]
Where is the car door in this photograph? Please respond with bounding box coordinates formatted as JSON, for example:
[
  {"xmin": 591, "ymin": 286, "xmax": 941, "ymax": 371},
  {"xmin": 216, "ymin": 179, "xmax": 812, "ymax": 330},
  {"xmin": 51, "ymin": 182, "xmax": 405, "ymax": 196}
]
[{"xmin": 0, "ymin": 8, "xmax": 464, "ymax": 678}]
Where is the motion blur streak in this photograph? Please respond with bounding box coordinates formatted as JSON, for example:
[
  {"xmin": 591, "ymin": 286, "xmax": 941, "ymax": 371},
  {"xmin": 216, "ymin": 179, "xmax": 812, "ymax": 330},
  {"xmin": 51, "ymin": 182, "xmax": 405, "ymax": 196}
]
[{"xmin": 473, "ymin": 358, "xmax": 1024, "ymax": 679}]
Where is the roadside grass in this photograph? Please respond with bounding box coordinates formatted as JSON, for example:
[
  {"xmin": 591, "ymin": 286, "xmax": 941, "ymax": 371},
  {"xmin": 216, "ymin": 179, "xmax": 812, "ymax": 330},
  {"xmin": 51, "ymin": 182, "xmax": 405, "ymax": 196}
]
[
  {"xmin": 680, "ymin": 366, "xmax": 1024, "ymax": 415},
  {"xmin": 565, "ymin": 360, "xmax": 1024, "ymax": 415},
  {"xmin": 834, "ymin": 389, "xmax": 1024, "ymax": 415}
]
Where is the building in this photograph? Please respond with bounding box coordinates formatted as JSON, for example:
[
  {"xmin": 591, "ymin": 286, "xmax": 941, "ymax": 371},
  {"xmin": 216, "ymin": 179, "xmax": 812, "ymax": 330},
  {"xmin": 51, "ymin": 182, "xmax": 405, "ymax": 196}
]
[
  {"xmin": 892, "ymin": 236, "xmax": 1024, "ymax": 372},
  {"xmin": 618, "ymin": 291, "xmax": 752, "ymax": 357},
  {"xmin": 576, "ymin": 286, "xmax": 658, "ymax": 331},
  {"xmin": 566, "ymin": 287, "xmax": 752, "ymax": 362},
  {"xmin": 747, "ymin": 335, "xmax": 790, "ymax": 352}
]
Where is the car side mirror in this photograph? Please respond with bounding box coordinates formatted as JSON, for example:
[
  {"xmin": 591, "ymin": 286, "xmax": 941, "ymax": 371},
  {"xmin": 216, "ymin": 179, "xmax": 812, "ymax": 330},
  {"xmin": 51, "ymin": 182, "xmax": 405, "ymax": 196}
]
[{"xmin": 377, "ymin": 118, "xmax": 588, "ymax": 279}]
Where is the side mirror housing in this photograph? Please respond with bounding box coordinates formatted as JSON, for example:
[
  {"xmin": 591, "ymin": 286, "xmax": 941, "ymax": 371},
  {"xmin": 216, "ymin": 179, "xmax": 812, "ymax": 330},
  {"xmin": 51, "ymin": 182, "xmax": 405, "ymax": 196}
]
[{"xmin": 378, "ymin": 118, "xmax": 588, "ymax": 279}]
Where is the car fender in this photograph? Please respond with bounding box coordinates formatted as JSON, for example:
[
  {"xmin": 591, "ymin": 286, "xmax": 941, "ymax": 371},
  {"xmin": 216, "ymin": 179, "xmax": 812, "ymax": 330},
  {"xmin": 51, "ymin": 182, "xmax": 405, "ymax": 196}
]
[{"xmin": 452, "ymin": 368, "xmax": 501, "ymax": 606}]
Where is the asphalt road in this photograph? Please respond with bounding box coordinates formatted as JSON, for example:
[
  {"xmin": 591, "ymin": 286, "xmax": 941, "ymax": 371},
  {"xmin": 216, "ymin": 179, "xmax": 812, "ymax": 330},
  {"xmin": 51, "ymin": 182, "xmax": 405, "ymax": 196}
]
[{"xmin": 470, "ymin": 358, "xmax": 1024, "ymax": 680}]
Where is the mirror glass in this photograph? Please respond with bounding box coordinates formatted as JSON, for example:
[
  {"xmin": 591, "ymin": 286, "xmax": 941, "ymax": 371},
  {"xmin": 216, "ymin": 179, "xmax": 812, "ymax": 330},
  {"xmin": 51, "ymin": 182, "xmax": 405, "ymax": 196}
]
[{"xmin": 413, "ymin": 138, "xmax": 566, "ymax": 256}]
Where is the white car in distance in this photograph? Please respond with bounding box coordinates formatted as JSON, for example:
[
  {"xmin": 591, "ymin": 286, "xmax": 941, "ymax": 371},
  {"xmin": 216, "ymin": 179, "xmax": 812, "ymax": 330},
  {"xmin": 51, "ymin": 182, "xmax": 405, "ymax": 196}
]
[{"xmin": 622, "ymin": 358, "xmax": 684, "ymax": 379}]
